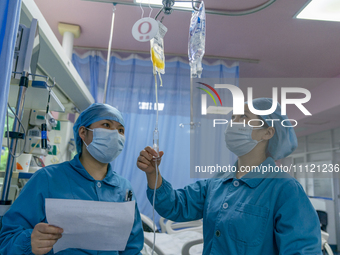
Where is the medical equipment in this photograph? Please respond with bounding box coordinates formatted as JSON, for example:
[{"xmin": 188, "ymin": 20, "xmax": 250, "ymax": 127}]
[
  {"xmin": 24, "ymin": 107, "xmax": 59, "ymax": 157},
  {"xmin": 149, "ymin": 18, "xmax": 167, "ymax": 252},
  {"xmin": 1, "ymin": 17, "xmax": 59, "ymax": 210},
  {"xmin": 321, "ymin": 230, "xmax": 333, "ymax": 255},
  {"xmin": 24, "ymin": 127, "xmax": 47, "ymax": 156},
  {"xmin": 188, "ymin": 1, "xmax": 205, "ymax": 79},
  {"xmin": 143, "ymin": 231, "xmax": 203, "ymax": 255},
  {"xmin": 1, "ymin": 18, "xmax": 40, "ymax": 207},
  {"xmin": 315, "ymin": 210, "xmax": 333, "ymax": 255},
  {"xmin": 44, "ymin": 121, "xmax": 75, "ymax": 166},
  {"xmin": 28, "ymin": 155, "xmax": 45, "ymax": 173},
  {"xmin": 141, "ymin": 214, "xmax": 204, "ymax": 255},
  {"xmin": 5, "ymin": 104, "xmax": 27, "ymax": 158},
  {"xmin": 29, "ymin": 110, "xmax": 55, "ymax": 129},
  {"xmin": 42, "ymin": 77, "xmax": 56, "ymax": 149},
  {"xmin": 159, "ymin": 217, "xmax": 203, "ymax": 234},
  {"xmin": 41, "ymin": 123, "xmax": 47, "ymax": 149},
  {"xmin": 151, "ymin": 78, "xmax": 160, "ymax": 255},
  {"xmin": 188, "ymin": 2, "xmax": 205, "ymax": 130},
  {"xmin": 12, "ymin": 22, "xmax": 40, "ymax": 80},
  {"xmin": 150, "ymin": 21, "xmax": 167, "ymax": 87},
  {"xmin": 149, "ymin": 21, "xmax": 165, "ymax": 251},
  {"xmin": 149, "ymin": 17, "xmax": 166, "ymax": 254},
  {"xmin": 161, "ymin": 0, "xmax": 174, "ymax": 15}
]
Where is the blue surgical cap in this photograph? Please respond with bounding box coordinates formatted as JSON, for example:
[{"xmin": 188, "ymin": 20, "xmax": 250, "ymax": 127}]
[
  {"xmin": 73, "ymin": 103, "xmax": 124, "ymax": 153},
  {"xmin": 246, "ymin": 98, "xmax": 298, "ymax": 160}
]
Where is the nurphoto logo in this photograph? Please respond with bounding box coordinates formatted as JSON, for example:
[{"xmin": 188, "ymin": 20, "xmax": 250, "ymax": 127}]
[{"xmin": 197, "ymin": 83, "xmax": 311, "ymax": 128}]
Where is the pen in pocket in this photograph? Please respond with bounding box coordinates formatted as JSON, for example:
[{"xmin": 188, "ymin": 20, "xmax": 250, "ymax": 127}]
[{"xmin": 125, "ymin": 189, "xmax": 133, "ymax": 201}]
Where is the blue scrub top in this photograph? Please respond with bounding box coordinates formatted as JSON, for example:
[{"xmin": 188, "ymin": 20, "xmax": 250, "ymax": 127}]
[
  {"xmin": 0, "ymin": 154, "xmax": 143, "ymax": 255},
  {"xmin": 147, "ymin": 157, "xmax": 322, "ymax": 255}
]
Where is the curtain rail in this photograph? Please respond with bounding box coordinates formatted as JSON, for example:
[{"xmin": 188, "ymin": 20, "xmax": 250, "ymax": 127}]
[
  {"xmin": 83, "ymin": 0, "xmax": 275, "ymax": 16},
  {"xmin": 73, "ymin": 46, "xmax": 259, "ymax": 64}
]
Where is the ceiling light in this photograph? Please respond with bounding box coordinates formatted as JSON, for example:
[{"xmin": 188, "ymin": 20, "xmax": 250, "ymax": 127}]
[
  {"xmin": 139, "ymin": 102, "xmax": 164, "ymax": 111},
  {"xmin": 134, "ymin": 0, "xmax": 193, "ymax": 9},
  {"xmin": 295, "ymin": 0, "xmax": 340, "ymax": 22}
]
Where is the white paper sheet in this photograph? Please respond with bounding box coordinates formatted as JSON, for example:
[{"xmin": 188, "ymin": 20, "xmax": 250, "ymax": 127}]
[{"xmin": 45, "ymin": 198, "xmax": 135, "ymax": 253}]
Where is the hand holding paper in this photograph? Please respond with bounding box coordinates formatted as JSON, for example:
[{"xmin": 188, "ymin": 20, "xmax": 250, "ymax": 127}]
[
  {"xmin": 31, "ymin": 223, "xmax": 63, "ymax": 255},
  {"xmin": 45, "ymin": 199, "xmax": 135, "ymax": 253}
]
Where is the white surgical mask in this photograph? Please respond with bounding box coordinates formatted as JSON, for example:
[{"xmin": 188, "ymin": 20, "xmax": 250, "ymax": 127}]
[
  {"xmin": 83, "ymin": 128, "xmax": 125, "ymax": 163},
  {"xmin": 224, "ymin": 123, "xmax": 263, "ymax": 157}
]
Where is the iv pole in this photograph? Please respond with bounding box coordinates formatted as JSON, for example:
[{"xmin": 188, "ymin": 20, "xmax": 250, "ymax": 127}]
[{"xmin": 0, "ymin": 19, "xmax": 39, "ymax": 212}]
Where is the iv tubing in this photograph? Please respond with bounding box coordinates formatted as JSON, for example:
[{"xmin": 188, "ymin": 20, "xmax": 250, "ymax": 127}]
[
  {"xmin": 155, "ymin": 74, "xmax": 159, "ymax": 129},
  {"xmin": 152, "ymin": 74, "xmax": 159, "ymax": 255},
  {"xmin": 152, "ymin": 155, "xmax": 159, "ymax": 255},
  {"xmin": 190, "ymin": 71, "xmax": 193, "ymax": 126}
]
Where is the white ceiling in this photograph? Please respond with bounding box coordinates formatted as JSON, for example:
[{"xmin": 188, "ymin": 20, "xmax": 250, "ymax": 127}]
[
  {"xmin": 30, "ymin": 0, "xmax": 340, "ymax": 136},
  {"xmin": 33, "ymin": 0, "xmax": 340, "ymax": 79}
]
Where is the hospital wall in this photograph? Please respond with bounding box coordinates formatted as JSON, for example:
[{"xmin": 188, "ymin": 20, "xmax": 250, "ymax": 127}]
[{"xmin": 282, "ymin": 127, "xmax": 340, "ymax": 247}]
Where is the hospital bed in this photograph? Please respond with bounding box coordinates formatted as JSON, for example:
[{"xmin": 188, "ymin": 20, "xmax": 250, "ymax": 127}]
[
  {"xmin": 140, "ymin": 214, "xmax": 203, "ymax": 255},
  {"xmin": 316, "ymin": 210, "xmax": 333, "ymax": 255},
  {"xmin": 159, "ymin": 217, "xmax": 203, "ymax": 235},
  {"xmin": 321, "ymin": 230, "xmax": 333, "ymax": 255},
  {"xmin": 142, "ymin": 214, "xmax": 332, "ymax": 255}
]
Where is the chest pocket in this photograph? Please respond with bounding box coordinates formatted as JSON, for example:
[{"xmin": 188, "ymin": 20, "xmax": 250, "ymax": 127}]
[{"xmin": 228, "ymin": 202, "xmax": 269, "ymax": 246}]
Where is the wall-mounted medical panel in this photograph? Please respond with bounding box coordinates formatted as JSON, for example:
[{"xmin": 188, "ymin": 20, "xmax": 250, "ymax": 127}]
[
  {"xmin": 20, "ymin": 0, "xmax": 95, "ymax": 112},
  {"xmin": 8, "ymin": 84, "xmax": 64, "ymax": 112}
]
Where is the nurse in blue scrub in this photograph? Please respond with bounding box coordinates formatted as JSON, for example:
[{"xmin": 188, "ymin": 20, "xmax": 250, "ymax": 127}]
[
  {"xmin": 0, "ymin": 103, "xmax": 143, "ymax": 255},
  {"xmin": 137, "ymin": 98, "xmax": 322, "ymax": 255}
]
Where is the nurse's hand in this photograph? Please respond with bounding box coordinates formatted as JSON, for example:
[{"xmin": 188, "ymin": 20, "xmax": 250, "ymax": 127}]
[
  {"xmin": 31, "ymin": 223, "xmax": 63, "ymax": 255},
  {"xmin": 137, "ymin": 146, "xmax": 164, "ymax": 175}
]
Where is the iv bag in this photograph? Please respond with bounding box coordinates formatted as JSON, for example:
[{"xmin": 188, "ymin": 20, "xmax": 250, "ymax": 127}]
[
  {"xmin": 150, "ymin": 21, "xmax": 168, "ymax": 77},
  {"xmin": 188, "ymin": 1, "xmax": 206, "ymax": 78}
]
